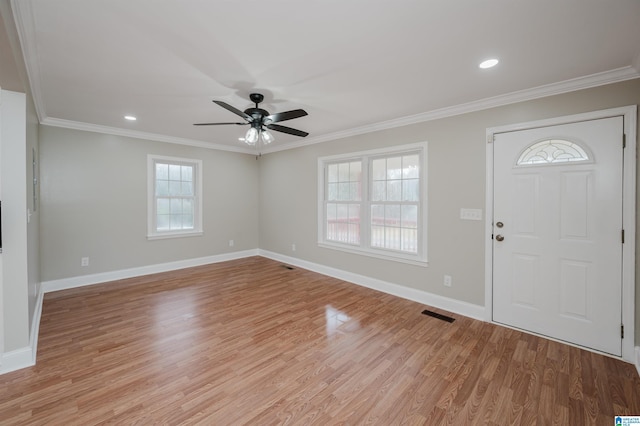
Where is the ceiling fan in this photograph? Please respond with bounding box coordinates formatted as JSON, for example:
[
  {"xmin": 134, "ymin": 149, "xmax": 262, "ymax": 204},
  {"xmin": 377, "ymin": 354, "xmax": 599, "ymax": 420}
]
[{"xmin": 194, "ymin": 93, "xmax": 309, "ymax": 146}]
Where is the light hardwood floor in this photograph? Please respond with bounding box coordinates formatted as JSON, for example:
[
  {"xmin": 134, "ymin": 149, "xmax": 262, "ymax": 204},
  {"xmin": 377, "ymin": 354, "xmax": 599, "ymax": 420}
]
[{"xmin": 1, "ymin": 256, "xmax": 639, "ymax": 425}]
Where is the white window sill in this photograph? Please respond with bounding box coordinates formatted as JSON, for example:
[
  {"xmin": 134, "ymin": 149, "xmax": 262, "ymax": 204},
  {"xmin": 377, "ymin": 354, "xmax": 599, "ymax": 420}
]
[
  {"xmin": 318, "ymin": 241, "xmax": 428, "ymax": 267},
  {"xmin": 147, "ymin": 230, "xmax": 203, "ymax": 241}
]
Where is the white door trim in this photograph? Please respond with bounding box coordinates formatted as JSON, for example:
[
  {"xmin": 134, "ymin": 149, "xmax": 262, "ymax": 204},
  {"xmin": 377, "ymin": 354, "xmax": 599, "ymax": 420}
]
[{"xmin": 485, "ymin": 105, "xmax": 637, "ymax": 363}]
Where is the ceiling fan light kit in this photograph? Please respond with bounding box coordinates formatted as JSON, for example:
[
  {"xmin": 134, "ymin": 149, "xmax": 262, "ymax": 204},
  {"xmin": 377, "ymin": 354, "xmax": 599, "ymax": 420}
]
[
  {"xmin": 194, "ymin": 93, "xmax": 309, "ymax": 147},
  {"xmin": 261, "ymin": 129, "xmax": 275, "ymax": 144},
  {"xmin": 245, "ymin": 126, "xmax": 259, "ymax": 145}
]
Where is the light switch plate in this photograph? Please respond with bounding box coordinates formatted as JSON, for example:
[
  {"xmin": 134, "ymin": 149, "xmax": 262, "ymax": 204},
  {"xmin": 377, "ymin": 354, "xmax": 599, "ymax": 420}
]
[{"xmin": 460, "ymin": 208, "xmax": 483, "ymax": 221}]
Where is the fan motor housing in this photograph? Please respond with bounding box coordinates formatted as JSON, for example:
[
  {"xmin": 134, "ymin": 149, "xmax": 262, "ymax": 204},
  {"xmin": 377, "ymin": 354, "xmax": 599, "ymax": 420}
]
[{"xmin": 245, "ymin": 108, "xmax": 269, "ymax": 122}]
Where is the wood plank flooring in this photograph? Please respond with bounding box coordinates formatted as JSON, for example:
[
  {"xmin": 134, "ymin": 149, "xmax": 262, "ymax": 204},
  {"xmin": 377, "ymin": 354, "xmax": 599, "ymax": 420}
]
[{"xmin": 1, "ymin": 256, "xmax": 638, "ymax": 425}]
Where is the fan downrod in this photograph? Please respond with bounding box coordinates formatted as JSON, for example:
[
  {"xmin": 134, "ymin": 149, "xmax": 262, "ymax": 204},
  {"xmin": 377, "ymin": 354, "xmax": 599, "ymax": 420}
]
[{"xmin": 245, "ymin": 93, "xmax": 269, "ymax": 121}]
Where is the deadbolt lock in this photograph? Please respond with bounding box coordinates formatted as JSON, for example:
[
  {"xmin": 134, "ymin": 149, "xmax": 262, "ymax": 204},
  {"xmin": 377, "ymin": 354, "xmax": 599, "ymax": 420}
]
[{"xmin": 496, "ymin": 221, "xmax": 504, "ymax": 228}]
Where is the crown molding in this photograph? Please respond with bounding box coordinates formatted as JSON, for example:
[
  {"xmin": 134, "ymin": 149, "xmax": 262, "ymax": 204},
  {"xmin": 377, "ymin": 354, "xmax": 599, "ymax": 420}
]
[
  {"xmin": 261, "ymin": 66, "xmax": 640, "ymax": 154},
  {"xmin": 41, "ymin": 117, "xmax": 255, "ymax": 154},
  {"xmin": 11, "ymin": 0, "xmax": 639, "ymax": 156},
  {"xmin": 34, "ymin": 66, "xmax": 640, "ymax": 156}
]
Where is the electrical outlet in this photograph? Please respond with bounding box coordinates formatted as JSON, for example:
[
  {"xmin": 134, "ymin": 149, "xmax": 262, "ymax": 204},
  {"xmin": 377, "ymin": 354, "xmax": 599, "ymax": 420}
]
[
  {"xmin": 292, "ymin": 243, "xmax": 296, "ymax": 252},
  {"xmin": 444, "ymin": 275, "xmax": 452, "ymax": 287},
  {"xmin": 81, "ymin": 257, "xmax": 89, "ymax": 267},
  {"xmin": 229, "ymin": 239, "xmax": 234, "ymax": 247}
]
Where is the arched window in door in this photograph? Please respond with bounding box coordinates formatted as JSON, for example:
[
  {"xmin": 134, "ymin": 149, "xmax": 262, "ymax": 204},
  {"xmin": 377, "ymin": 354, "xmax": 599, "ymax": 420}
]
[{"xmin": 516, "ymin": 139, "xmax": 590, "ymax": 166}]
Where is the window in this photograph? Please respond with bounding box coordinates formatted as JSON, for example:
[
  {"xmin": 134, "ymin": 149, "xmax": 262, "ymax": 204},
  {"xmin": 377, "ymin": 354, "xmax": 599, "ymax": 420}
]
[
  {"xmin": 318, "ymin": 143, "xmax": 427, "ymax": 265},
  {"xmin": 147, "ymin": 155, "xmax": 203, "ymax": 239},
  {"xmin": 516, "ymin": 139, "xmax": 590, "ymax": 166},
  {"xmin": 325, "ymin": 161, "xmax": 362, "ymax": 245}
]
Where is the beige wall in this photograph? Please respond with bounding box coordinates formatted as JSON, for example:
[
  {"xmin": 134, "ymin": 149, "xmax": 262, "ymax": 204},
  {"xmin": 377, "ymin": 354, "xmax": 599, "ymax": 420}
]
[
  {"xmin": 258, "ymin": 78, "xmax": 640, "ymax": 342},
  {"xmin": 36, "ymin": 79, "xmax": 640, "ymax": 346},
  {"xmin": 39, "ymin": 127, "xmax": 259, "ymax": 281}
]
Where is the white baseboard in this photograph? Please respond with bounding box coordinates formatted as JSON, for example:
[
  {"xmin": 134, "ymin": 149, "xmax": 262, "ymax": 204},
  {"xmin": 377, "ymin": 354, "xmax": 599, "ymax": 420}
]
[
  {"xmin": 0, "ymin": 284, "xmax": 43, "ymax": 375},
  {"xmin": 24, "ymin": 248, "xmax": 486, "ymax": 377},
  {"xmin": 2, "ymin": 251, "xmax": 257, "ymax": 376},
  {"xmin": 259, "ymin": 250, "xmax": 485, "ymax": 321},
  {"xmin": 20, "ymin": 250, "xmax": 639, "ymax": 377},
  {"xmin": 41, "ymin": 249, "xmax": 259, "ymax": 293},
  {"xmin": 0, "ymin": 346, "xmax": 34, "ymax": 375}
]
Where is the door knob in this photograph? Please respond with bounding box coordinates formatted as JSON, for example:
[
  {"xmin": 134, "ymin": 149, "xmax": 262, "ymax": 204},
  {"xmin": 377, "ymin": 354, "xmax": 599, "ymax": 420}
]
[{"xmin": 495, "ymin": 234, "xmax": 504, "ymax": 241}]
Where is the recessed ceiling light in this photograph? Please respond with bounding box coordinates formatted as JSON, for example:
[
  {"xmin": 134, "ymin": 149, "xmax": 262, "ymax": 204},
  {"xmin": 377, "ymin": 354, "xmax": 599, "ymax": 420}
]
[
  {"xmin": 124, "ymin": 115, "xmax": 137, "ymax": 121},
  {"xmin": 479, "ymin": 58, "xmax": 499, "ymax": 69}
]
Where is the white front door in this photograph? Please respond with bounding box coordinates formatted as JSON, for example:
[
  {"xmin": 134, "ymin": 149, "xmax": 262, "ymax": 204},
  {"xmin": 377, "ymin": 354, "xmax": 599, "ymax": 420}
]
[{"xmin": 492, "ymin": 116, "xmax": 624, "ymax": 356}]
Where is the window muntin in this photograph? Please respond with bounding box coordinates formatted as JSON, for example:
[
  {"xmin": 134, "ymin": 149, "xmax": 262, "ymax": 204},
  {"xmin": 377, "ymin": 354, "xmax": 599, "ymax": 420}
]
[
  {"xmin": 325, "ymin": 161, "xmax": 361, "ymax": 245},
  {"xmin": 370, "ymin": 154, "xmax": 420, "ymax": 253},
  {"xmin": 318, "ymin": 143, "xmax": 427, "ymax": 265},
  {"xmin": 516, "ymin": 139, "xmax": 590, "ymax": 166},
  {"xmin": 155, "ymin": 162, "xmax": 195, "ymax": 231},
  {"xmin": 148, "ymin": 155, "xmax": 202, "ymax": 239}
]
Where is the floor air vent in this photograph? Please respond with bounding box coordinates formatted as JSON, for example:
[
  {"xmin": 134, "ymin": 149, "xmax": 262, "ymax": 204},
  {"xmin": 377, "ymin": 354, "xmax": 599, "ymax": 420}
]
[{"xmin": 421, "ymin": 309, "xmax": 455, "ymax": 323}]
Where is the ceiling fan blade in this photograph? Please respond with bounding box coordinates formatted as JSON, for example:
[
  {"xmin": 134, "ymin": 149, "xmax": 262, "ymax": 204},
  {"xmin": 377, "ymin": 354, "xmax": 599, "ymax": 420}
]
[
  {"xmin": 193, "ymin": 122, "xmax": 248, "ymax": 126},
  {"xmin": 266, "ymin": 123, "xmax": 309, "ymax": 138},
  {"xmin": 213, "ymin": 100, "xmax": 253, "ymax": 122},
  {"xmin": 265, "ymin": 109, "xmax": 308, "ymax": 123}
]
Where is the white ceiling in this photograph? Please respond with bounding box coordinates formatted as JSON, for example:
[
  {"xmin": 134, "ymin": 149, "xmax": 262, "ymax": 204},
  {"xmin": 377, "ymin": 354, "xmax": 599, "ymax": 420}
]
[{"xmin": 8, "ymin": 0, "xmax": 640, "ymax": 153}]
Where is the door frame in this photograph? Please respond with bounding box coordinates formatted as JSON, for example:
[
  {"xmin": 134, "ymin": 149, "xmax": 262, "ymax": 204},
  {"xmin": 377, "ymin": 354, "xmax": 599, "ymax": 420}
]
[{"xmin": 485, "ymin": 105, "xmax": 637, "ymax": 362}]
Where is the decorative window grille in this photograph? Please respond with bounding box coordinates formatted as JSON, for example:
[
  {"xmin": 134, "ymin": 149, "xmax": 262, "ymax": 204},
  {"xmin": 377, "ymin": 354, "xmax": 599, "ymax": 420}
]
[{"xmin": 517, "ymin": 139, "xmax": 589, "ymax": 166}]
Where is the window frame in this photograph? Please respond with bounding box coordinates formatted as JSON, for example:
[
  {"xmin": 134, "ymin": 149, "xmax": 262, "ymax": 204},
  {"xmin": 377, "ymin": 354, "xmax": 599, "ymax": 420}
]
[
  {"xmin": 147, "ymin": 154, "xmax": 203, "ymax": 240},
  {"xmin": 317, "ymin": 142, "xmax": 428, "ymax": 266}
]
